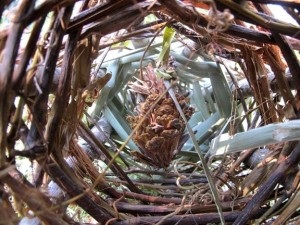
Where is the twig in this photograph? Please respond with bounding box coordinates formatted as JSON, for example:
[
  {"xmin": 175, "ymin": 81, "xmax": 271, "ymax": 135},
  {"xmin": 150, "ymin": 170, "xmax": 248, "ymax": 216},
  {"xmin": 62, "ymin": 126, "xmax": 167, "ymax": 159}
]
[
  {"xmin": 78, "ymin": 121, "xmax": 143, "ymax": 194},
  {"xmin": 233, "ymin": 141, "xmax": 300, "ymax": 224},
  {"xmin": 155, "ymin": 195, "xmax": 187, "ymax": 225},
  {"xmin": 164, "ymin": 80, "xmax": 226, "ymax": 225},
  {"xmin": 215, "ymin": 0, "xmax": 300, "ymax": 39}
]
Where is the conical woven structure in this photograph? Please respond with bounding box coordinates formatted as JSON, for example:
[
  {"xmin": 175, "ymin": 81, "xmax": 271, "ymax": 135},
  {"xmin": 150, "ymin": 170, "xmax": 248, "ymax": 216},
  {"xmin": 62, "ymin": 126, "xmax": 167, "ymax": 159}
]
[{"xmin": 128, "ymin": 64, "xmax": 194, "ymax": 168}]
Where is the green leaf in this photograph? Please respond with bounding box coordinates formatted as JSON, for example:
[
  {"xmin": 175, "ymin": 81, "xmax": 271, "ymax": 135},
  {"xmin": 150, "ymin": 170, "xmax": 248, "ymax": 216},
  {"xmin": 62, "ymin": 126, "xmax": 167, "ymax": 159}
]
[
  {"xmin": 157, "ymin": 26, "xmax": 175, "ymax": 66},
  {"xmin": 209, "ymin": 119, "xmax": 300, "ymax": 156},
  {"xmin": 103, "ymin": 102, "xmax": 138, "ymax": 150},
  {"xmin": 209, "ymin": 64, "xmax": 233, "ymax": 118}
]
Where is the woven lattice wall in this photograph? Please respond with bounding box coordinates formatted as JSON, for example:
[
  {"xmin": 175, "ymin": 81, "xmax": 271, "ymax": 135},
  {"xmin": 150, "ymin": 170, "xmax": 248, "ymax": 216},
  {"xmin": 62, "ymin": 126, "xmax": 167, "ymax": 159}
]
[{"xmin": 0, "ymin": 1, "xmax": 300, "ymax": 224}]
